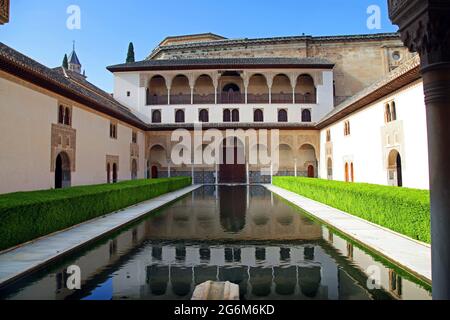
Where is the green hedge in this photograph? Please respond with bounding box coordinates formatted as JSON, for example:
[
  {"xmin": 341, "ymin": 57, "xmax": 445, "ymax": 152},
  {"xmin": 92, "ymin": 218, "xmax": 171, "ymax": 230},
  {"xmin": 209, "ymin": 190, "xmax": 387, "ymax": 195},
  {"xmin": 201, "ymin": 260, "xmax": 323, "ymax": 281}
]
[
  {"xmin": 273, "ymin": 177, "xmax": 431, "ymax": 243},
  {"xmin": 0, "ymin": 177, "xmax": 191, "ymax": 251}
]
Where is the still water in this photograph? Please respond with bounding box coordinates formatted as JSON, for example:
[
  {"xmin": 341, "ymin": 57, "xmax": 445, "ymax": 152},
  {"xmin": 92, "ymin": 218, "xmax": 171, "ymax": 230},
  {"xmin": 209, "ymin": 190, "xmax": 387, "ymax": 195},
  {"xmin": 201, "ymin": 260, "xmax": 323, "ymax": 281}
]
[{"xmin": 0, "ymin": 186, "xmax": 431, "ymax": 300}]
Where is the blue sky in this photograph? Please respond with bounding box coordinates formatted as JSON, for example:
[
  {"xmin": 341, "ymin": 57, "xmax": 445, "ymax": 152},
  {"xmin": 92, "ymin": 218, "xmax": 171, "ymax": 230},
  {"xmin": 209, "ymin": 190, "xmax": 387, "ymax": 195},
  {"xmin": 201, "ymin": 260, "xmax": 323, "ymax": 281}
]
[{"xmin": 0, "ymin": 0, "xmax": 398, "ymax": 92}]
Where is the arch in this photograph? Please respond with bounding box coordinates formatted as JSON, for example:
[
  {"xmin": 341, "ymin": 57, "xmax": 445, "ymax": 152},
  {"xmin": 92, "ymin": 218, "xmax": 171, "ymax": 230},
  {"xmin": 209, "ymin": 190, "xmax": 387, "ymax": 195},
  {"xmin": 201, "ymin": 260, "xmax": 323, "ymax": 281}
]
[
  {"xmin": 248, "ymin": 74, "xmax": 269, "ymax": 103},
  {"xmin": 327, "ymin": 158, "xmax": 333, "ymax": 180},
  {"xmin": 64, "ymin": 107, "xmax": 71, "ymax": 126},
  {"xmin": 278, "ymin": 109, "xmax": 288, "ymax": 122},
  {"xmin": 299, "ymin": 143, "xmax": 317, "ymax": 163},
  {"xmin": 232, "ymin": 109, "xmax": 240, "ymax": 122},
  {"xmin": 194, "ymin": 74, "xmax": 215, "ymax": 104},
  {"xmin": 107, "ymin": 163, "xmax": 111, "ymax": 183},
  {"xmin": 388, "ymin": 149, "xmax": 403, "ymax": 187},
  {"xmin": 112, "ymin": 163, "xmax": 118, "ymax": 183},
  {"xmin": 147, "ymin": 75, "xmax": 167, "ymax": 105},
  {"xmin": 150, "ymin": 144, "xmax": 167, "ymax": 167},
  {"xmin": 152, "ymin": 110, "xmax": 162, "ymax": 123},
  {"xmin": 223, "ymin": 109, "xmax": 231, "ymax": 122},
  {"xmin": 307, "ymin": 165, "xmax": 315, "ymax": 178},
  {"xmin": 55, "ymin": 152, "xmax": 71, "ymax": 189},
  {"xmin": 295, "ymin": 74, "xmax": 316, "ymax": 103},
  {"xmin": 277, "ymin": 144, "xmax": 295, "ymax": 170},
  {"xmin": 254, "ymin": 109, "xmax": 264, "ymax": 122},
  {"xmin": 272, "ymin": 74, "xmax": 293, "ymax": 103},
  {"xmin": 58, "ymin": 105, "xmax": 64, "ymax": 124},
  {"xmin": 131, "ymin": 159, "xmax": 138, "ymax": 180},
  {"xmin": 302, "ymin": 109, "xmax": 312, "ymax": 122},
  {"xmin": 199, "ymin": 109, "xmax": 209, "ymax": 122},
  {"xmin": 175, "ymin": 109, "xmax": 185, "ymax": 123},
  {"xmin": 221, "ymin": 81, "xmax": 243, "ymax": 104},
  {"xmin": 222, "ymin": 83, "xmax": 240, "ymax": 93},
  {"xmin": 171, "ymin": 74, "xmax": 191, "ymax": 105}
]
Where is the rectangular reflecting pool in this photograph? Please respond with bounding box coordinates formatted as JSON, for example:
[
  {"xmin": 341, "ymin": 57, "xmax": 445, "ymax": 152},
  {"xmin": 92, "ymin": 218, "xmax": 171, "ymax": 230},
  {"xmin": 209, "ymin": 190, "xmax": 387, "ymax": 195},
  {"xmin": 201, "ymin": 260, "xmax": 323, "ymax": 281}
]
[{"xmin": 0, "ymin": 186, "xmax": 431, "ymax": 300}]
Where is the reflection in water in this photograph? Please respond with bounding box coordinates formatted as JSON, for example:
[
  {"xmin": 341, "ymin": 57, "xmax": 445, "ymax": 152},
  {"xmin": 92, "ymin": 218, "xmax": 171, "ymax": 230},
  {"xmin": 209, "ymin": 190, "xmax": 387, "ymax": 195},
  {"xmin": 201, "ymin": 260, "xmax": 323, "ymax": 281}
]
[{"xmin": 0, "ymin": 186, "xmax": 432, "ymax": 301}]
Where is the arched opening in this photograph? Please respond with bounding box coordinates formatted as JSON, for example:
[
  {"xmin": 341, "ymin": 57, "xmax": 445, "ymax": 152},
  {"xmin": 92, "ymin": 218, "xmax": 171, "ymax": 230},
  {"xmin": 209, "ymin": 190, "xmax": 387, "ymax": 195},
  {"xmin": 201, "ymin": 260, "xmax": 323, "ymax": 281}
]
[
  {"xmin": 388, "ymin": 149, "xmax": 403, "ymax": 187},
  {"xmin": 131, "ymin": 159, "xmax": 138, "ymax": 180},
  {"xmin": 385, "ymin": 103, "xmax": 392, "ymax": 123},
  {"xmin": 152, "ymin": 166, "xmax": 158, "ymax": 179},
  {"xmin": 152, "ymin": 110, "xmax": 162, "ymax": 123},
  {"xmin": 391, "ymin": 101, "xmax": 397, "ymax": 121},
  {"xmin": 345, "ymin": 163, "xmax": 349, "ymax": 182},
  {"xmin": 350, "ymin": 162, "xmax": 354, "ymax": 182},
  {"xmin": 58, "ymin": 105, "xmax": 64, "ymax": 124},
  {"xmin": 171, "ymin": 75, "xmax": 191, "ymax": 105},
  {"xmin": 248, "ymin": 74, "xmax": 269, "ymax": 103},
  {"xmin": 232, "ymin": 109, "xmax": 240, "ymax": 122},
  {"xmin": 55, "ymin": 152, "xmax": 71, "ymax": 189},
  {"xmin": 219, "ymin": 137, "xmax": 246, "ymax": 183},
  {"xmin": 175, "ymin": 109, "xmax": 185, "ymax": 123},
  {"xmin": 295, "ymin": 74, "xmax": 316, "ymax": 103},
  {"xmin": 278, "ymin": 109, "xmax": 288, "ymax": 122},
  {"xmin": 327, "ymin": 158, "xmax": 333, "ymax": 180},
  {"xmin": 254, "ymin": 109, "xmax": 264, "ymax": 122},
  {"xmin": 147, "ymin": 75, "xmax": 167, "ymax": 105},
  {"xmin": 64, "ymin": 108, "xmax": 71, "ymax": 126},
  {"xmin": 277, "ymin": 144, "xmax": 294, "ymax": 173},
  {"xmin": 223, "ymin": 109, "xmax": 231, "ymax": 122},
  {"xmin": 299, "ymin": 144, "xmax": 317, "ymax": 177},
  {"xmin": 150, "ymin": 145, "xmax": 167, "ymax": 173},
  {"xmin": 307, "ymin": 165, "xmax": 315, "ymax": 178},
  {"xmin": 199, "ymin": 109, "xmax": 209, "ymax": 122},
  {"xmin": 112, "ymin": 163, "xmax": 118, "ymax": 183},
  {"xmin": 194, "ymin": 74, "xmax": 215, "ymax": 104},
  {"xmin": 107, "ymin": 163, "xmax": 111, "ymax": 183},
  {"xmin": 220, "ymin": 72, "xmax": 244, "ymax": 104},
  {"xmin": 272, "ymin": 74, "xmax": 293, "ymax": 103},
  {"xmin": 302, "ymin": 109, "xmax": 312, "ymax": 122}
]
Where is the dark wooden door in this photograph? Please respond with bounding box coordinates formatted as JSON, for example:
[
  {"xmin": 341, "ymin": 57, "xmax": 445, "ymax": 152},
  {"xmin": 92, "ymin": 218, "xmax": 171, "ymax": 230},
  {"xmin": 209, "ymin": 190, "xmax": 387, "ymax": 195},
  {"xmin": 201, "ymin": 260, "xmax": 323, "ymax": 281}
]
[{"xmin": 219, "ymin": 142, "xmax": 246, "ymax": 183}]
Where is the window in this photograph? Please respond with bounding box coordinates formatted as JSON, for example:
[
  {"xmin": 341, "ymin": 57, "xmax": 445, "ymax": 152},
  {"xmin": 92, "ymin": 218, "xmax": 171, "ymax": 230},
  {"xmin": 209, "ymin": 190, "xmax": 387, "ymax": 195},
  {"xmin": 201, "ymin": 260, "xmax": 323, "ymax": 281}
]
[
  {"xmin": 385, "ymin": 101, "xmax": 397, "ymax": 123},
  {"xmin": 302, "ymin": 109, "xmax": 312, "ymax": 122},
  {"xmin": 199, "ymin": 109, "xmax": 209, "ymax": 122},
  {"xmin": 152, "ymin": 110, "xmax": 161, "ymax": 123},
  {"xmin": 278, "ymin": 109, "xmax": 288, "ymax": 122},
  {"xmin": 175, "ymin": 110, "xmax": 185, "ymax": 123},
  {"xmin": 110, "ymin": 122, "xmax": 118, "ymax": 139},
  {"xmin": 344, "ymin": 121, "xmax": 351, "ymax": 136},
  {"xmin": 391, "ymin": 102, "xmax": 397, "ymax": 121},
  {"xmin": 326, "ymin": 129, "xmax": 331, "ymax": 142},
  {"xmin": 254, "ymin": 109, "xmax": 264, "ymax": 122},
  {"xmin": 58, "ymin": 105, "xmax": 72, "ymax": 126},
  {"xmin": 223, "ymin": 109, "xmax": 231, "ymax": 122},
  {"xmin": 132, "ymin": 132, "xmax": 137, "ymax": 144},
  {"xmin": 127, "ymin": 91, "xmax": 131, "ymax": 97},
  {"xmin": 232, "ymin": 109, "xmax": 239, "ymax": 122}
]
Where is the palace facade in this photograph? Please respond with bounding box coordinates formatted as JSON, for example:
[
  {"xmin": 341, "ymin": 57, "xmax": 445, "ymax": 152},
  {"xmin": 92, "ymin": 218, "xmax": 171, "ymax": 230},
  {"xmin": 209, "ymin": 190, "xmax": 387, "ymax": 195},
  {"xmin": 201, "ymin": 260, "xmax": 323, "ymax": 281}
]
[{"xmin": 0, "ymin": 32, "xmax": 430, "ymax": 194}]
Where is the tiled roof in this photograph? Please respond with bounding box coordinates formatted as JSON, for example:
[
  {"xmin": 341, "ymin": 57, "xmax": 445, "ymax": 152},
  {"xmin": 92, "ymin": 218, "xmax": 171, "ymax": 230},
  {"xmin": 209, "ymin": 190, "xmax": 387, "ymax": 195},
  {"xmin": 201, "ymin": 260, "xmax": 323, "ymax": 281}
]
[
  {"xmin": 107, "ymin": 57, "xmax": 334, "ymax": 72},
  {"xmin": 317, "ymin": 55, "xmax": 421, "ymax": 128},
  {"xmin": 148, "ymin": 32, "xmax": 401, "ymax": 59},
  {"xmin": 68, "ymin": 50, "xmax": 81, "ymax": 66},
  {"xmin": 0, "ymin": 42, "xmax": 147, "ymax": 130}
]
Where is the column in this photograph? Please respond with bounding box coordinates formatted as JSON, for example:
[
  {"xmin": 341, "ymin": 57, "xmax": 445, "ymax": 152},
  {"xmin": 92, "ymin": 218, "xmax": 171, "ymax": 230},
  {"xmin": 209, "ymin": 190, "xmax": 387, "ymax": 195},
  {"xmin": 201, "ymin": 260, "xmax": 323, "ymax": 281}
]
[
  {"xmin": 266, "ymin": 74, "xmax": 274, "ymax": 105},
  {"xmin": 289, "ymin": 73, "xmax": 298, "ymax": 104},
  {"xmin": 189, "ymin": 74, "xmax": 196, "ymax": 105},
  {"xmin": 389, "ymin": 0, "xmax": 450, "ymax": 300},
  {"xmin": 212, "ymin": 73, "xmax": 219, "ymax": 105},
  {"xmin": 242, "ymin": 73, "xmax": 249, "ymax": 104},
  {"xmin": 164, "ymin": 75, "xmax": 173, "ymax": 105}
]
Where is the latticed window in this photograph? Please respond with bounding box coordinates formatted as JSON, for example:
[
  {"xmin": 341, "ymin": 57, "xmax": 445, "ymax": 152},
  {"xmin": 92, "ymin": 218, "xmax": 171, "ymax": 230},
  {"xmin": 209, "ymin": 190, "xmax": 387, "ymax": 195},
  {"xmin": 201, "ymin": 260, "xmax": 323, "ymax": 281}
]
[
  {"xmin": 199, "ymin": 109, "xmax": 209, "ymax": 122},
  {"xmin": 278, "ymin": 109, "xmax": 288, "ymax": 122},
  {"xmin": 254, "ymin": 109, "xmax": 264, "ymax": 122},
  {"xmin": 152, "ymin": 110, "xmax": 161, "ymax": 123},
  {"xmin": 110, "ymin": 122, "xmax": 117, "ymax": 139},
  {"xmin": 302, "ymin": 109, "xmax": 311, "ymax": 122},
  {"xmin": 175, "ymin": 110, "xmax": 185, "ymax": 123}
]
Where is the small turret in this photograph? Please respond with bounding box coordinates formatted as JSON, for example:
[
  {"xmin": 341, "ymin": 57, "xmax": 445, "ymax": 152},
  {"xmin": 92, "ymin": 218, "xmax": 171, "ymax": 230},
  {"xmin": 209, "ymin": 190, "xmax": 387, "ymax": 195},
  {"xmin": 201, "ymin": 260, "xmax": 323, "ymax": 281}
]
[{"xmin": 68, "ymin": 41, "xmax": 82, "ymax": 74}]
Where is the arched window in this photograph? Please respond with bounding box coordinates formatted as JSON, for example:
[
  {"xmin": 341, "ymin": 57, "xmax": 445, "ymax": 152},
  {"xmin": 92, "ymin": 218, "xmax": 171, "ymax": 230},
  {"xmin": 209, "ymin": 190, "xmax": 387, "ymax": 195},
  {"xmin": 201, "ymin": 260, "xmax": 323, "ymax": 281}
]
[
  {"xmin": 152, "ymin": 110, "xmax": 161, "ymax": 123},
  {"xmin": 254, "ymin": 109, "xmax": 264, "ymax": 122},
  {"xmin": 278, "ymin": 109, "xmax": 288, "ymax": 122},
  {"xmin": 344, "ymin": 121, "xmax": 351, "ymax": 136},
  {"xmin": 58, "ymin": 105, "xmax": 64, "ymax": 124},
  {"xmin": 302, "ymin": 109, "xmax": 312, "ymax": 122},
  {"xmin": 326, "ymin": 129, "xmax": 331, "ymax": 142},
  {"xmin": 199, "ymin": 109, "xmax": 209, "ymax": 122},
  {"xmin": 64, "ymin": 107, "xmax": 71, "ymax": 126},
  {"xmin": 175, "ymin": 110, "xmax": 185, "ymax": 123},
  {"xmin": 223, "ymin": 109, "xmax": 231, "ymax": 122},
  {"xmin": 385, "ymin": 104, "xmax": 392, "ymax": 123},
  {"xmin": 327, "ymin": 158, "xmax": 333, "ymax": 180},
  {"xmin": 232, "ymin": 109, "xmax": 240, "ymax": 122},
  {"xmin": 391, "ymin": 102, "xmax": 397, "ymax": 121}
]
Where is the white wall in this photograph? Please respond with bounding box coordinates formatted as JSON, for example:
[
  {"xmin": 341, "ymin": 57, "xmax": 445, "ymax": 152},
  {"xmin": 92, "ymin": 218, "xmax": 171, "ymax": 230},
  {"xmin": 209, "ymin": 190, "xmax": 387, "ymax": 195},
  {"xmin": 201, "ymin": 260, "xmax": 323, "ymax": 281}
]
[
  {"xmin": 113, "ymin": 72, "xmax": 141, "ymax": 112},
  {"xmin": 319, "ymin": 80, "xmax": 429, "ymax": 190},
  {"xmin": 0, "ymin": 75, "xmax": 146, "ymax": 195}
]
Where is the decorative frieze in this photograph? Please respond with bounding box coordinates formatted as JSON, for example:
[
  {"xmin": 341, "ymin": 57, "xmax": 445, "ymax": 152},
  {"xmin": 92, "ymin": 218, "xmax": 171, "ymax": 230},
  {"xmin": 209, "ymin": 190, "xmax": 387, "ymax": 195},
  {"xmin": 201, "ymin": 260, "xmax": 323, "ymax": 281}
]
[{"xmin": 51, "ymin": 124, "xmax": 76, "ymax": 172}]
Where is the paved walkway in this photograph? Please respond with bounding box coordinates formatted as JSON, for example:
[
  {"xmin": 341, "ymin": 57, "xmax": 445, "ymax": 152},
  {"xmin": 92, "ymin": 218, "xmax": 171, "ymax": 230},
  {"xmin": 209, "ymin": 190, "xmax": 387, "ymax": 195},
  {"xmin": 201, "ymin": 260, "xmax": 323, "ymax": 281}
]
[
  {"xmin": 265, "ymin": 185, "xmax": 432, "ymax": 282},
  {"xmin": 0, "ymin": 185, "xmax": 201, "ymax": 287}
]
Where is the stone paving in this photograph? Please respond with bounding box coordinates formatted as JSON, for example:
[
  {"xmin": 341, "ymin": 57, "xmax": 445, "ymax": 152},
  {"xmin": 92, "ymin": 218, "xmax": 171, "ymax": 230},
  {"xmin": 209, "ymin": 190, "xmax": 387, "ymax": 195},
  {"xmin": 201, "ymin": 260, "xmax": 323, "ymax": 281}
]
[{"xmin": 265, "ymin": 184, "xmax": 432, "ymax": 282}]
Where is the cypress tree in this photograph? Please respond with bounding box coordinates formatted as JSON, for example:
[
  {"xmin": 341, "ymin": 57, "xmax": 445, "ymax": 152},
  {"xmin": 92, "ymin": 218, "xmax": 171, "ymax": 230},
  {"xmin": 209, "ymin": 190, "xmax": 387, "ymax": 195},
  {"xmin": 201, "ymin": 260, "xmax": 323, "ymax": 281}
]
[
  {"xmin": 62, "ymin": 54, "xmax": 69, "ymax": 69},
  {"xmin": 126, "ymin": 42, "xmax": 135, "ymax": 63}
]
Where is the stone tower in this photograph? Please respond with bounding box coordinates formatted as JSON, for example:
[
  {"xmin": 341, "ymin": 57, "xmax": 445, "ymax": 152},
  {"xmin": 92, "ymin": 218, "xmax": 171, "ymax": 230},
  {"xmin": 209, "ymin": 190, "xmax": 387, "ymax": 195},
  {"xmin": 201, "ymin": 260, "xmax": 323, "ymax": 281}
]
[{"xmin": 68, "ymin": 41, "xmax": 81, "ymax": 74}]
